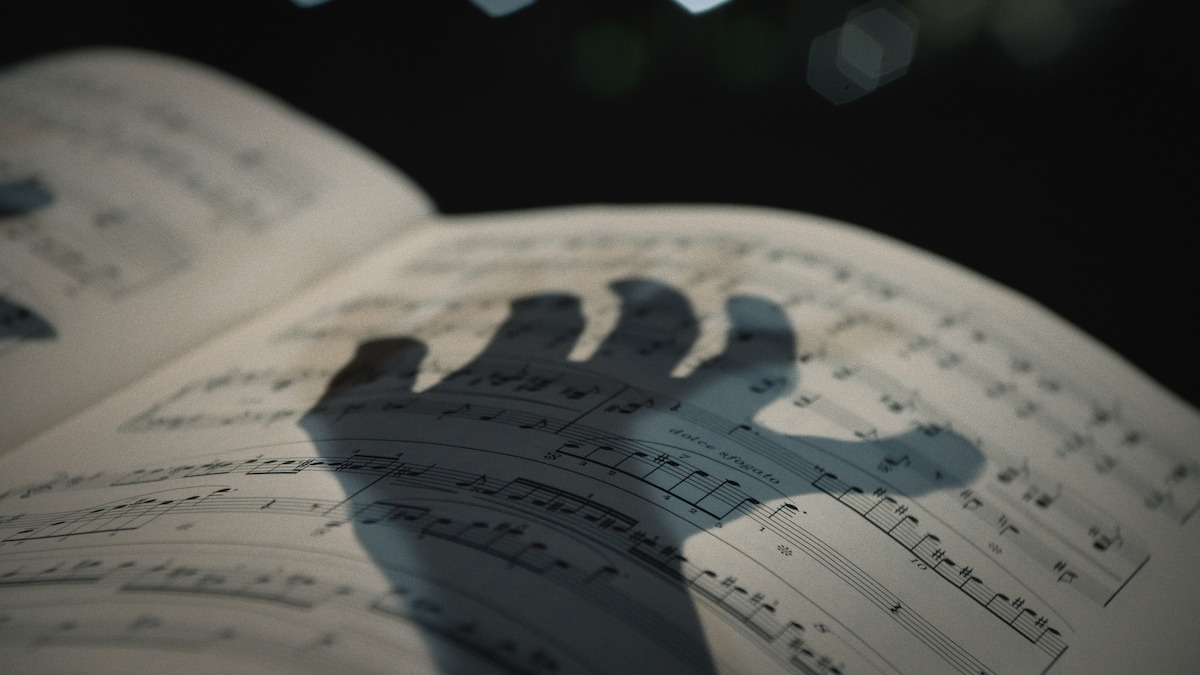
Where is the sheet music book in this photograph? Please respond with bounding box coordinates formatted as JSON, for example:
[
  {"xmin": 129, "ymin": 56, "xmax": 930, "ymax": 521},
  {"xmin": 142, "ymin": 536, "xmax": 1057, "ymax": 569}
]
[{"xmin": 2, "ymin": 48, "xmax": 1197, "ymax": 674}]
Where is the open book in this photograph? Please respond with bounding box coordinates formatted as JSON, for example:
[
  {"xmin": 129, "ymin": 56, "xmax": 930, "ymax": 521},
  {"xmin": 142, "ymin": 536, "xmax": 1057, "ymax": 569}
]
[{"xmin": 2, "ymin": 49, "xmax": 1197, "ymax": 674}]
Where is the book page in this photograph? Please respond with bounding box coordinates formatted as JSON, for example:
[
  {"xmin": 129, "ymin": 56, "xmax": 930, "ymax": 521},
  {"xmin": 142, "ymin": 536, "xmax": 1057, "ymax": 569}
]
[
  {"xmin": 0, "ymin": 48, "xmax": 433, "ymax": 451},
  {"xmin": 1, "ymin": 206, "xmax": 1197, "ymax": 673}
]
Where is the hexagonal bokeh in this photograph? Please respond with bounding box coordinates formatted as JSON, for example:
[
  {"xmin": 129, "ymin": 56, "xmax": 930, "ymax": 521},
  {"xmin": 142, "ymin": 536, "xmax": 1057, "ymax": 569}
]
[
  {"xmin": 808, "ymin": 0, "xmax": 919, "ymax": 104},
  {"xmin": 467, "ymin": 0, "xmax": 539, "ymax": 18}
]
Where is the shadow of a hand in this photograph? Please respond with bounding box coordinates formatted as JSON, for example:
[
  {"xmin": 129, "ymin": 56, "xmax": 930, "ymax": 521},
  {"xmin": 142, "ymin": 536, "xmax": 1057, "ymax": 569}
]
[{"xmin": 301, "ymin": 279, "xmax": 985, "ymax": 674}]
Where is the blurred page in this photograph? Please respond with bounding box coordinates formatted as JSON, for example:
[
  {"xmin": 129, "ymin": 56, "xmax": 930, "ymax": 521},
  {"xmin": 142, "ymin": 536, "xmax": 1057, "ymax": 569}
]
[{"xmin": 0, "ymin": 48, "xmax": 433, "ymax": 450}]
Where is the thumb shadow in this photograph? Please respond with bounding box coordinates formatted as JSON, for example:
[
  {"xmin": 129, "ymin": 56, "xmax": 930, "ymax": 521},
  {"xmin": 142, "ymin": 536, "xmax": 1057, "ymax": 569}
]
[{"xmin": 299, "ymin": 279, "xmax": 985, "ymax": 673}]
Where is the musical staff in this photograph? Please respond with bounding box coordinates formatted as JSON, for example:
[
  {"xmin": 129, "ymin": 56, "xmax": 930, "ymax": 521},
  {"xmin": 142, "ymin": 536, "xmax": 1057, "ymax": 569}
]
[
  {"xmin": 0, "ymin": 551, "xmax": 581, "ymax": 674},
  {"xmin": 103, "ymin": 339, "xmax": 1089, "ymax": 669},
  {"xmin": 422, "ymin": 230, "xmax": 1200, "ymax": 528},
  {"xmin": 0, "ymin": 484, "xmax": 869, "ymax": 674},
  {"xmin": 0, "ymin": 439, "xmax": 1064, "ymax": 672}
]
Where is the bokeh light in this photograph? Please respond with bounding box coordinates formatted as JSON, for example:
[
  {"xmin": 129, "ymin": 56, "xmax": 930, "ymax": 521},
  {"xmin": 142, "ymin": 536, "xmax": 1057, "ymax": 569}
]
[
  {"xmin": 467, "ymin": 0, "xmax": 539, "ymax": 18},
  {"xmin": 283, "ymin": 0, "xmax": 1138, "ymax": 103},
  {"xmin": 808, "ymin": 1, "xmax": 917, "ymax": 104},
  {"xmin": 672, "ymin": 0, "xmax": 737, "ymax": 14}
]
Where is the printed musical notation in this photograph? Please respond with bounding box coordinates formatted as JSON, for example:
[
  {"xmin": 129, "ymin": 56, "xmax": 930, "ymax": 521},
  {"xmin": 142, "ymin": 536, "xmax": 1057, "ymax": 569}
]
[
  {"xmin": 425, "ymin": 231, "xmax": 1200, "ymax": 527},
  {"xmin": 98, "ymin": 346, "xmax": 1072, "ymax": 673},
  {"xmin": 15, "ymin": 203, "xmax": 192, "ymax": 299},
  {"xmin": 0, "ymin": 69, "xmax": 321, "ymax": 233},
  {"xmin": 0, "ymin": 552, "xmax": 578, "ymax": 674},
  {"xmin": 8, "ymin": 257, "xmax": 1157, "ymax": 673},
  {"xmin": 0, "ymin": 544, "xmax": 862, "ymax": 675},
  {"xmin": 276, "ymin": 231, "xmax": 1200, "ymax": 565},
  {"xmin": 1, "ymin": 159, "xmax": 193, "ymax": 299},
  {"xmin": 0, "ymin": 460, "xmax": 861, "ymax": 674},
  {"xmin": 815, "ymin": 474, "xmax": 1067, "ymax": 657},
  {"xmin": 112, "ymin": 324, "xmax": 1090, "ymax": 618},
  {"xmin": 5, "ymin": 219, "xmax": 1190, "ymax": 673}
]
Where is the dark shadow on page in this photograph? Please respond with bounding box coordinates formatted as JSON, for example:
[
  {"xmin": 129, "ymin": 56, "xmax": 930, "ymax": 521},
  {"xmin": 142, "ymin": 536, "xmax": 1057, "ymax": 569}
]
[
  {"xmin": 0, "ymin": 178, "xmax": 57, "ymax": 343},
  {"xmin": 0, "ymin": 177, "xmax": 54, "ymax": 217},
  {"xmin": 299, "ymin": 279, "xmax": 985, "ymax": 673},
  {"xmin": 0, "ymin": 295, "xmax": 55, "ymax": 341}
]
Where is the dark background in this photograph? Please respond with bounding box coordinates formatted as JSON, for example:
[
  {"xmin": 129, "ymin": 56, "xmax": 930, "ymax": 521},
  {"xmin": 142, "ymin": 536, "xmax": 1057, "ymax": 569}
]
[{"xmin": 3, "ymin": 0, "xmax": 1194, "ymax": 408}]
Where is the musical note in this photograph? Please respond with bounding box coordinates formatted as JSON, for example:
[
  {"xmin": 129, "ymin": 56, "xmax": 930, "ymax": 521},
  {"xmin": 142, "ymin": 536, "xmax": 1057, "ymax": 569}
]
[
  {"xmin": 791, "ymin": 392, "xmax": 821, "ymax": 408},
  {"xmin": 997, "ymin": 515, "xmax": 1020, "ymax": 537},
  {"xmin": 437, "ymin": 403, "xmax": 471, "ymax": 420},
  {"xmin": 1022, "ymin": 483, "xmax": 1061, "ymax": 509},
  {"xmin": 455, "ymin": 474, "xmax": 497, "ymax": 494},
  {"xmin": 353, "ymin": 501, "xmax": 430, "ymax": 525}
]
